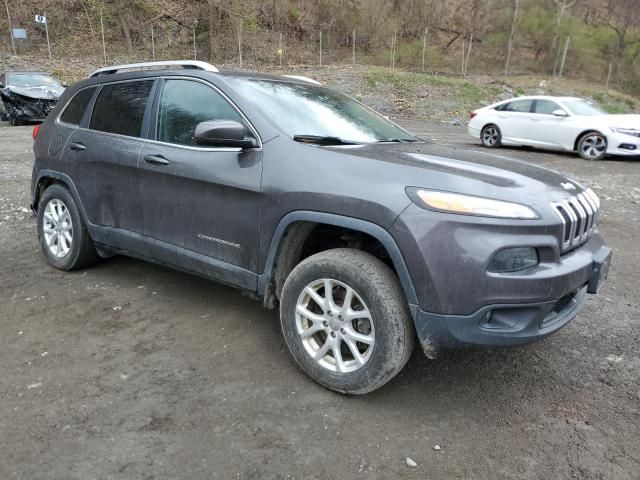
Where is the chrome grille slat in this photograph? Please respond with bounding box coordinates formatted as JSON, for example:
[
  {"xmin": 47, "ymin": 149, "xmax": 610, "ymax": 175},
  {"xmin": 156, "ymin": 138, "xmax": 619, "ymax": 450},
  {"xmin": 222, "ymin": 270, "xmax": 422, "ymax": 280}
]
[{"xmin": 552, "ymin": 189, "xmax": 599, "ymax": 253}]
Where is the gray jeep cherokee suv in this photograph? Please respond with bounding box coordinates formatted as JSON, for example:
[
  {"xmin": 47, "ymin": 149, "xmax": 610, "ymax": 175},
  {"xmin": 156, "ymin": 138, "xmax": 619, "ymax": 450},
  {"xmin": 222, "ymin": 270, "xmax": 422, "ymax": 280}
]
[{"xmin": 31, "ymin": 61, "xmax": 612, "ymax": 394}]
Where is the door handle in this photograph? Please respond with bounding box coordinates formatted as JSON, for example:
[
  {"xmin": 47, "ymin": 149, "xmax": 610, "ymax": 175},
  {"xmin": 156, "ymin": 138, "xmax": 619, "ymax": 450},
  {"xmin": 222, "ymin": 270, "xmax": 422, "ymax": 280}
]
[
  {"xmin": 143, "ymin": 154, "xmax": 170, "ymax": 166},
  {"xmin": 69, "ymin": 142, "xmax": 86, "ymax": 151}
]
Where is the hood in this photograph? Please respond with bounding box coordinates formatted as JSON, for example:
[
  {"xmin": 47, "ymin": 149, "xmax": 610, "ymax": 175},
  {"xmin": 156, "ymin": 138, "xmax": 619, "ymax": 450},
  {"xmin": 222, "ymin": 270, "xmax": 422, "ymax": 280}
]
[
  {"xmin": 2, "ymin": 84, "xmax": 64, "ymax": 100},
  {"xmin": 601, "ymin": 114, "xmax": 640, "ymax": 129},
  {"xmin": 325, "ymin": 141, "xmax": 583, "ymax": 208}
]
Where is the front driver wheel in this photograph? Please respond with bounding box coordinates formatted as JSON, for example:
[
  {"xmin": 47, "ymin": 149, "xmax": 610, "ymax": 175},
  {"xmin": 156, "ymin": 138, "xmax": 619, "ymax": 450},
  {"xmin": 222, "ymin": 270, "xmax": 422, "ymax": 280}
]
[
  {"xmin": 481, "ymin": 124, "xmax": 502, "ymax": 148},
  {"xmin": 578, "ymin": 132, "xmax": 607, "ymax": 160},
  {"xmin": 280, "ymin": 248, "xmax": 414, "ymax": 394}
]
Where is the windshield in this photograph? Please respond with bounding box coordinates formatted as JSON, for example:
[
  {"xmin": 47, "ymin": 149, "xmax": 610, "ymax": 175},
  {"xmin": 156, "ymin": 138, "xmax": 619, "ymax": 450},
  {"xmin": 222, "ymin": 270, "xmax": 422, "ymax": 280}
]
[
  {"xmin": 7, "ymin": 73, "xmax": 61, "ymax": 88},
  {"xmin": 563, "ymin": 99, "xmax": 606, "ymax": 116},
  {"xmin": 234, "ymin": 78, "xmax": 416, "ymax": 143}
]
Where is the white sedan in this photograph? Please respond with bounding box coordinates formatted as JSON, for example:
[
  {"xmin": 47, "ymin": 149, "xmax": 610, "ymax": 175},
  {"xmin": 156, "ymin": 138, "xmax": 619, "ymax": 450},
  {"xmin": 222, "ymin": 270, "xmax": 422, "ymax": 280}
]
[{"xmin": 468, "ymin": 95, "xmax": 640, "ymax": 160}]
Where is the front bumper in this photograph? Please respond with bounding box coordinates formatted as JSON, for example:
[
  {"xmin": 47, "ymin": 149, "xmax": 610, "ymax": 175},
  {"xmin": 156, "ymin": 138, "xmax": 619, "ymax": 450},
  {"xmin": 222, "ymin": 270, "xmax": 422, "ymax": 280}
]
[
  {"xmin": 412, "ymin": 243, "xmax": 611, "ymax": 356},
  {"xmin": 606, "ymin": 132, "xmax": 640, "ymax": 156},
  {"xmin": 391, "ymin": 203, "xmax": 611, "ymax": 355}
]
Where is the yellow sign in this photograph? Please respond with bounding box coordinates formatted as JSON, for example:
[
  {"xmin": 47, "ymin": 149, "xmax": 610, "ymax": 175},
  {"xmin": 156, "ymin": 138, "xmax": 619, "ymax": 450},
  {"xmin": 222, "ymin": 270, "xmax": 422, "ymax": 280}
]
[{"xmin": 277, "ymin": 48, "xmax": 283, "ymax": 55}]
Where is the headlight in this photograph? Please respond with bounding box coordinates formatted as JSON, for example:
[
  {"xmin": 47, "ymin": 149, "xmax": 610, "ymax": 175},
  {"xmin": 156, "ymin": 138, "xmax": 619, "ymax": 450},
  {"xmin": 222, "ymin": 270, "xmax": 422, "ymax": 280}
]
[
  {"xmin": 610, "ymin": 127, "xmax": 640, "ymax": 137},
  {"xmin": 408, "ymin": 188, "xmax": 539, "ymax": 219}
]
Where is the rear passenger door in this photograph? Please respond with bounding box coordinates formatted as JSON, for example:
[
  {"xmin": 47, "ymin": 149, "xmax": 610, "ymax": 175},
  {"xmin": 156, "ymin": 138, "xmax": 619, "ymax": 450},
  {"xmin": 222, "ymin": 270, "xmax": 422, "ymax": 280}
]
[
  {"xmin": 65, "ymin": 79, "xmax": 155, "ymax": 256},
  {"xmin": 138, "ymin": 78, "xmax": 262, "ymax": 290}
]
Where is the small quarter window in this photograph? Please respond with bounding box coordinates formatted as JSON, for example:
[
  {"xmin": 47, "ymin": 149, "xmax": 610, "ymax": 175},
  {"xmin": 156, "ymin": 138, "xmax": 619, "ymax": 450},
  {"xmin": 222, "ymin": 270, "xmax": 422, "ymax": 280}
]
[
  {"xmin": 60, "ymin": 87, "xmax": 96, "ymax": 126},
  {"xmin": 157, "ymin": 79, "xmax": 244, "ymax": 146},
  {"xmin": 89, "ymin": 80, "xmax": 153, "ymax": 137}
]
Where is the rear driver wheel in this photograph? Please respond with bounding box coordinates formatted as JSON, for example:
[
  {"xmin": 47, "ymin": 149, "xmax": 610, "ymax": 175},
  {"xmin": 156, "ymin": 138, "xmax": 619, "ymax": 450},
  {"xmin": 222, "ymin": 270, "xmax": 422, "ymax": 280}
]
[
  {"xmin": 37, "ymin": 184, "xmax": 98, "ymax": 270},
  {"xmin": 481, "ymin": 124, "xmax": 502, "ymax": 148}
]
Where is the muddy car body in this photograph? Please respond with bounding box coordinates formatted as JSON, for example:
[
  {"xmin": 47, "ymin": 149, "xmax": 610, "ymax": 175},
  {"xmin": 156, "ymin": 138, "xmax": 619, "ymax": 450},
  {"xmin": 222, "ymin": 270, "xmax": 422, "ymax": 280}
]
[{"xmin": 0, "ymin": 72, "xmax": 64, "ymax": 125}]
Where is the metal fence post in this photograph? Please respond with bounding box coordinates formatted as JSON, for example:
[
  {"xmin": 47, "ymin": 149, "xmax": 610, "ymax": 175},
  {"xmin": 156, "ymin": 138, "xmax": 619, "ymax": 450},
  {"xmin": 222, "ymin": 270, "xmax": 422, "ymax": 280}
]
[
  {"xmin": 192, "ymin": 24, "xmax": 197, "ymax": 60},
  {"xmin": 4, "ymin": 0, "xmax": 16, "ymax": 55},
  {"xmin": 151, "ymin": 25, "xmax": 155, "ymax": 61},
  {"xmin": 319, "ymin": 30, "xmax": 322, "ymax": 66},
  {"xmin": 605, "ymin": 62, "xmax": 613, "ymax": 92},
  {"xmin": 100, "ymin": 10, "xmax": 106, "ymax": 64},
  {"xmin": 237, "ymin": 18, "xmax": 242, "ymax": 67},
  {"xmin": 422, "ymin": 27, "xmax": 428, "ymax": 72},
  {"xmin": 559, "ymin": 36, "xmax": 570, "ymax": 77},
  {"xmin": 352, "ymin": 29, "xmax": 356, "ymax": 65}
]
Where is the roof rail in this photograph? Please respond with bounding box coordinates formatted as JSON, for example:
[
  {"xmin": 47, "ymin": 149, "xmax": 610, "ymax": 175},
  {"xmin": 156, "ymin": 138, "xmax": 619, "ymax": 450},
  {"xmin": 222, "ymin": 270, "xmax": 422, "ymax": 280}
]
[
  {"xmin": 281, "ymin": 75, "xmax": 322, "ymax": 85},
  {"xmin": 89, "ymin": 60, "xmax": 219, "ymax": 78}
]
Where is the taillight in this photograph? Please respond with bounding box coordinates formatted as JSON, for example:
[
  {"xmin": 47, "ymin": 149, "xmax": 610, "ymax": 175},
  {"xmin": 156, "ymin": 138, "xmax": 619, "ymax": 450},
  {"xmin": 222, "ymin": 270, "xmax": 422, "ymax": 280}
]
[
  {"xmin": 469, "ymin": 111, "xmax": 478, "ymax": 119},
  {"xmin": 32, "ymin": 124, "xmax": 41, "ymax": 140}
]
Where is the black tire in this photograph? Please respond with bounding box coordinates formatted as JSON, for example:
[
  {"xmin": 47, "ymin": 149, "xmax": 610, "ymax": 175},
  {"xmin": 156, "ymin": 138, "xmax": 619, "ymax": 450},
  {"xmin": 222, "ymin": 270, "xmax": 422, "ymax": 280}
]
[
  {"xmin": 481, "ymin": 124, "xmax": 502, "ymax": 148},
  {"xmin": 280, "ymin": 248, "xmax": 415, "ymax": 394},
  {"xmin": 36, "ymin": 184, "xmax": 98, "ymax": 270},
  {"xmin": 9, "ymin": 115, "xmax": 20, "ymax": 126},
  {"xmin": 577, "ymin": 131, "xmax": 607, "ymax": 161}
]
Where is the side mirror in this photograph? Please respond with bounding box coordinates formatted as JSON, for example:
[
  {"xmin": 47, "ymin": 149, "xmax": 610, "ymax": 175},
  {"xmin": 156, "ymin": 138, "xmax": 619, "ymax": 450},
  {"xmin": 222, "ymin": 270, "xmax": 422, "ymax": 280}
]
[
  {"xmin": 552, "ymin": 109, "xmax": 568, "ymax": 117},
  {"xmin": 194, "ymin": 120, "xmax": 257, "ymax": 149}
]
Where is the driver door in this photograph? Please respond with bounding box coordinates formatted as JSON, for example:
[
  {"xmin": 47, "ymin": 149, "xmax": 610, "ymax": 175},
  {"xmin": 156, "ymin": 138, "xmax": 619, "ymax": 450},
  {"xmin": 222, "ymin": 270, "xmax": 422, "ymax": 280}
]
[{"xmin": 138, "ymin": 78, "xmax": 263, "ymax": 290}]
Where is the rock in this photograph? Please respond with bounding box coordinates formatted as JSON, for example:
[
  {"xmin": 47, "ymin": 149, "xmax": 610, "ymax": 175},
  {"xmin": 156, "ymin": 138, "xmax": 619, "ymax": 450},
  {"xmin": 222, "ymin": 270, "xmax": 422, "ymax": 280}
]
[
  {"xmin": 405, "ymin": 457, "xmax": 418, "ymax": 468},
  {"xmin": 433, "ymin": 445, "xmax": 441, "ymax": 451},
  {"xmin": 449, "ymin": 118, "xmax": 461, "ymax": 126}
]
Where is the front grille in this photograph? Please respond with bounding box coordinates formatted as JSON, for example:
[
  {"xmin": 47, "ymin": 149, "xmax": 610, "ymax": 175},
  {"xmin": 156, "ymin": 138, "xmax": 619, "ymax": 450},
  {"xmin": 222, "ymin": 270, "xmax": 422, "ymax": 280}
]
[{"xmin": 552, "ymin": 190, "xmax": 600, "ymax": 253}]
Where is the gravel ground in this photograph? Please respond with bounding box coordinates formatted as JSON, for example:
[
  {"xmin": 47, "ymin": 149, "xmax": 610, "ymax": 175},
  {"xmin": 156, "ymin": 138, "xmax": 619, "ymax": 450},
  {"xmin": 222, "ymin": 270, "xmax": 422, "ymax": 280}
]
[{"xmin": 1, "ymin": 120, "xmax": 639, "ymax": 479}]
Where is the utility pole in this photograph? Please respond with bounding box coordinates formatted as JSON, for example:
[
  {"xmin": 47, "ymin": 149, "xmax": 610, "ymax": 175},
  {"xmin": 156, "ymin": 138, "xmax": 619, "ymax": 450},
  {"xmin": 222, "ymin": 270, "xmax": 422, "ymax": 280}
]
[
  {"xmin": 504, "ymin": 0, "xmax": 519, "ymax": 76},
  {"xmin": 4, "ymin": 0, "xmax": 16, "ymax": 55},
  {"xmin": 558, "ymin": 36, "xmax": 570, "ymax": 77},
  {"xmin": 100, "ymin": 10, "xmax": 106, "ymax": 64}
]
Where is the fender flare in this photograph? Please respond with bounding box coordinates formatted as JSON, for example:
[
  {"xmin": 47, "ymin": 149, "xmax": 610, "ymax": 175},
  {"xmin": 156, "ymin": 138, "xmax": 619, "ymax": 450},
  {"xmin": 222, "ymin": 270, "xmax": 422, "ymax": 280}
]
[
  {"xmin": 258, "ymin": 211, "xmax": 419, "ymax": 311},
  {"xmin": 32, "ymin": 170, "xmax": 91, "ymax": 226}
]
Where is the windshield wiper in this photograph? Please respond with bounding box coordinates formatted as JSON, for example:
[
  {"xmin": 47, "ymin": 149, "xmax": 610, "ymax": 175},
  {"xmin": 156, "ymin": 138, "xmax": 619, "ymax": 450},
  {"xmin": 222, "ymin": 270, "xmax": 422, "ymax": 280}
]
[
  {"xmin": 293, "ymin": 135, "xmax": 361, "ymax": 145},
  {"xmin": 375, "ymin": 138, "xmax": 418, "ymax": 143}
]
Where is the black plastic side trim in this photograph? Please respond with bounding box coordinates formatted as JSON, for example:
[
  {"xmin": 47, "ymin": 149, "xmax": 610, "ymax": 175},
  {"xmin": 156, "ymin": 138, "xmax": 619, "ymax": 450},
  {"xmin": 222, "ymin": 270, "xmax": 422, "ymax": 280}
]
[{"xmin": 258, "ymin": 211, "xmax": 419, "ymax": 308}]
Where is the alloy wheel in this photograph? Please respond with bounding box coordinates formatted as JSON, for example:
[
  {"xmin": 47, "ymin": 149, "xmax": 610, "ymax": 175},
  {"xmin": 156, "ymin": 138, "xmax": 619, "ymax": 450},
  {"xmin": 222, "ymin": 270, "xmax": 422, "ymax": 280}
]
[
  {"xmin": 482, "ymin": 127, "xmax": 499, "ymax": 146},
  {"xmin": 295, "ymin": 278, "xmax": 375, "ymax": 373},
  {"xmin": 580, "ymin": 134, "xmax": 606, "ymax": 159},
  {"xmin": 42, "ymin": 198, "xmax": 73, "ymax": 258}
]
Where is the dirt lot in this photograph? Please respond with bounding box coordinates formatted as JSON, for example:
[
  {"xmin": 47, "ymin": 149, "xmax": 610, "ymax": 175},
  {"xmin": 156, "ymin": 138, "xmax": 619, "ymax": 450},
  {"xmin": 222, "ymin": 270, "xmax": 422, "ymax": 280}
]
[{"xmin": 1, "ymin": 119, "xmax": 639, "ymax": 480}]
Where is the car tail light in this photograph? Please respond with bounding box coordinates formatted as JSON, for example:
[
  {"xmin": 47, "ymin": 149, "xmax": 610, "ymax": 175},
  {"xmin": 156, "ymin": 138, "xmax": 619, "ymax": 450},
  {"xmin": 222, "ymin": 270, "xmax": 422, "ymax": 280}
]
[
  {"xmin": 32, "ymin": 124, "xmax": 41, "ymax": 140},
  {"xmin": 469, "ymin": 111, "xmax": 478, "ymax": 119}
]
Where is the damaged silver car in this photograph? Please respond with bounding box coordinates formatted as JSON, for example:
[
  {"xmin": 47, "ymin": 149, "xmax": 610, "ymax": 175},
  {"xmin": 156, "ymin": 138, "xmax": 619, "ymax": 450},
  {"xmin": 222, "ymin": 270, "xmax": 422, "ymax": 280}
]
[{"xmin": 0, "ymin": 72, "xmax": 65, "ymax": 126}]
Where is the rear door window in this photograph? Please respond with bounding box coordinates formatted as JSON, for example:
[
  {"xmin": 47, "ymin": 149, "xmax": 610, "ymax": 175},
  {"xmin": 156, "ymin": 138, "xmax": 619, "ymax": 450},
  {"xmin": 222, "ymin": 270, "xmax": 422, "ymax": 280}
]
[
  {"xmin": 497, "ymin": 99, "xmax": 533, "ymax": 113},
  {"xmin": 156, "ymin": 79, "xmax": 244, "ymax": 146},
  {"xmin": 89, "ymin": 80, "xmax": 153, "ymax": 137},
  {"xmin": 60, "ymin": 87, "xmax": 96, "ymax": 125}
]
